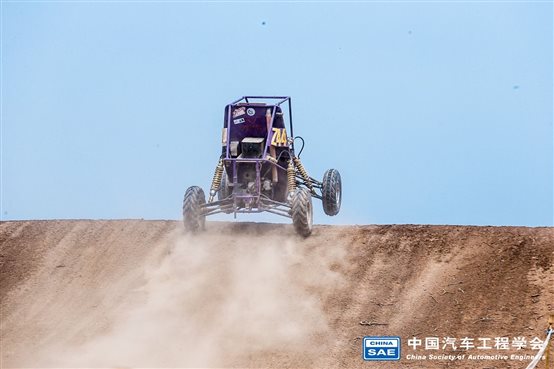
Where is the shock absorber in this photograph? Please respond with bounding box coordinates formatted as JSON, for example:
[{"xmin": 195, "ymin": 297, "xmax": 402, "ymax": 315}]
[
  {"xmin": 287, "ymin": 159, "xmax": 296, "ymax": 198},
  {"xmin": 208, "ymin": 158, "xmax": 224, "ymax": 202},
  {"xmin": 292, "ymin": 156, "xmax": 314, "ymax": 193}
]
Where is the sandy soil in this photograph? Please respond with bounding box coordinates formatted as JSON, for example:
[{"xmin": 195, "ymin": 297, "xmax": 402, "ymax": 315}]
[{"xmin": 0, "ymin": 220, "xmax": 553, "ymax": 368}]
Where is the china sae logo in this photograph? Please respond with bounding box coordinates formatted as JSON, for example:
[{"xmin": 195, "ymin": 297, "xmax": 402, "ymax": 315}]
[{"xmin": 363, "ymin": 336, "xmax": 401, "ymax": 361}]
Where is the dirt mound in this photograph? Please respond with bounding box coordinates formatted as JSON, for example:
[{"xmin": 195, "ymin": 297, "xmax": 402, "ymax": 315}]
[{"xmin": 1, "ymin": 220, "xmax": 553, "ymax": 368}]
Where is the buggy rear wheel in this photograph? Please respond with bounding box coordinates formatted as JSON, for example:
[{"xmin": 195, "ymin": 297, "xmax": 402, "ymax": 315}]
[
  {"xmin": 322, "ymin": 168, "xmax": 342, "ymax": 216},
  {"xmin": 291, "ymin": 187, "xmax": 313, "ymax": 237},
  {"xmin": 218, "ymin": 171, "xmax": 232, "ymax": 200},
  {"xmin": 183, "ymin": 186, "xmax": 206, "ymax": 232},
  {"xmin": 218, "ymin": 171, "xmax": 233, "ymax": 214}
]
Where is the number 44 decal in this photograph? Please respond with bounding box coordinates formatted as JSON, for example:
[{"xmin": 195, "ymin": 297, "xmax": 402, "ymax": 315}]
[{"xmin": 271, "ymin": 128, "xmax": 288, "ymax": 147}]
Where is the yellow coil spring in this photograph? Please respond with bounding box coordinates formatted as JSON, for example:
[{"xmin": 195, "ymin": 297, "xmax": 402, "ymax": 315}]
[
  {"xmin": 210, "ymin": 159, "xmax": 224, "ymax": 194},
  {"xmin": 293, "ymin": 157, "xmax": 313, "ymax": 191},
  {"xmin": 287, "ymin": 160, "xmax": 296, "ymax": 194}
]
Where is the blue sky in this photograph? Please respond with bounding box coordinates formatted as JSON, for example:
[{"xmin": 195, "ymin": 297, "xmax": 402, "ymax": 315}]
[{"xmin": 1, "ymin": 1, "xmax": 552, "ymax": 226}]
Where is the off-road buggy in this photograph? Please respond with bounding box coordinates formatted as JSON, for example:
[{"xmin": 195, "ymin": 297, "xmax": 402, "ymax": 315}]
[{"xmin": 182, "ymin": 96, "xmax": 341, "ymax": 236}]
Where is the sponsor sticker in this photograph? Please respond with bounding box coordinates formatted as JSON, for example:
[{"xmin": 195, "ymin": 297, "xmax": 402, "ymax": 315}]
[
  {"xmin": 363, "ymin": 336, "xmax": 401, "ymax": 361},
  {"xmin": 247, "ymin": 108, "xmax": 256, "ymax": 116},
  {"xmin": 232, "ymin": 107, "xmax": 246, "ymax": 118},
  {"xmin": 233, "ymin": 117, "xmax": 245, "ymax": 124}
]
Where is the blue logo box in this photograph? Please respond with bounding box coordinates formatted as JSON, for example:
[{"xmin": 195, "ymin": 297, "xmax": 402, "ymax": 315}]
[{"xmin": 363, "ymin": 336, "xmax": 401, "ymax": 361}]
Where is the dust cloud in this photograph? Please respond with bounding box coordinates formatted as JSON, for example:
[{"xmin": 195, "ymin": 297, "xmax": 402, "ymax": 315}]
[{"xmin": 43, "ymin": 228, "xmax": 346, "ymax": 368}]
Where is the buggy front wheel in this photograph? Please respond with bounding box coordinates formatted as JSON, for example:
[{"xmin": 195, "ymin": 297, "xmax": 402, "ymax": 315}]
[
  {"xmin": 291, "ymin": 187, "xmax": 313, "ymax": 237},
  {"xmin": 183, "ymin": 186, "xmax": 206, "ymax": 232},
  {"xmin": 322, "ymin": 168, "xmax": 342, "ymax": 216}
]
